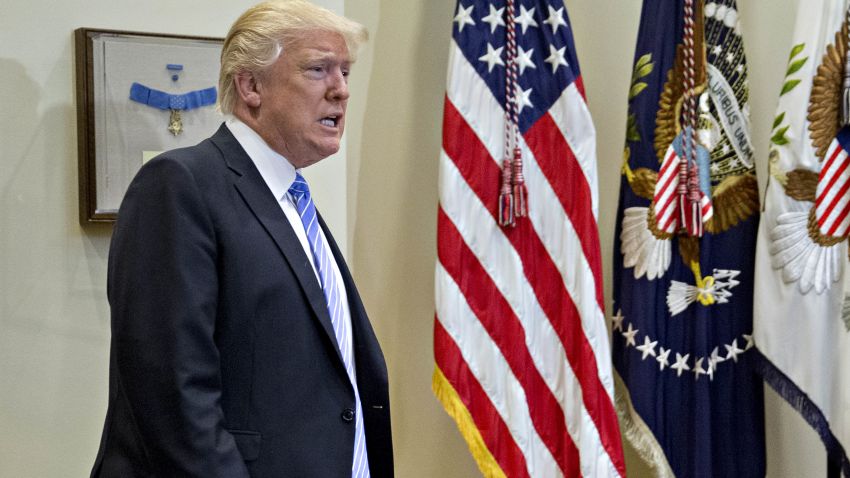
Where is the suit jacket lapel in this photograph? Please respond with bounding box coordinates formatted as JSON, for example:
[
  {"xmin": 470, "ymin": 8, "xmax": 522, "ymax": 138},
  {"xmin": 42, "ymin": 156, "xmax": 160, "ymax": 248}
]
[{"xmin": 209, "ymin": 125, "xmax": 345, "ymax": 366}]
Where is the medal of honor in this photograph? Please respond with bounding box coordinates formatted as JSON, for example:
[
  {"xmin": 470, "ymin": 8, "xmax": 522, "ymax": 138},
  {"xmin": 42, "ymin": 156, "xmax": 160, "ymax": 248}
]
[{"xmin": 129, "ymin": 64, "xmax": 216, "ymax": 136}]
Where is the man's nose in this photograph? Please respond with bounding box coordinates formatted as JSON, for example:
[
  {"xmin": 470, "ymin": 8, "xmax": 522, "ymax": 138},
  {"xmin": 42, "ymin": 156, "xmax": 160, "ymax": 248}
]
[{"xmin": 327, "ymin": 70, "xmax": 349, "ymax": 101}]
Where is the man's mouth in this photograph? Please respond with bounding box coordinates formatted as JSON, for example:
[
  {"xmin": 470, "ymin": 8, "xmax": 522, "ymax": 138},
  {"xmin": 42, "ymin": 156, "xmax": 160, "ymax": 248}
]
[{"xmin": 319, "ymin": 115, "xmax": 340, "ymax": 127}]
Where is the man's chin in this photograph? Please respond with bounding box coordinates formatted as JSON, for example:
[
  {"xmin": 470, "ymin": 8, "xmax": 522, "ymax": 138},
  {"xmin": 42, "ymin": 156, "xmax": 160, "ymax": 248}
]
[
  {"xmin": 315, "ymin": 141, "xmax": 341, "ymax": 159},
  {"xmin": 293, "ymin": 145, "xmax": 340, "ymax": 169}
]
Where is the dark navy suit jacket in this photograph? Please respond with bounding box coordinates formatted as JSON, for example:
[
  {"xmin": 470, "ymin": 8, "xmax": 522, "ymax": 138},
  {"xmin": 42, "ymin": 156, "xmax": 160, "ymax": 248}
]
[{"xmin": 91, "ymin": 124, "xmax": 393, "ymax": 477}]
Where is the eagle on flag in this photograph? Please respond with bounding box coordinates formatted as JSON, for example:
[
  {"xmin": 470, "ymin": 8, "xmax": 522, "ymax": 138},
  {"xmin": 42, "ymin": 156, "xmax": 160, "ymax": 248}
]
[
  {"xmin": 619, "ymin": 1, "xmax": 758, "ymax": 315},
  {"xmin": 612, "ymin": 1, "xmax": 766, "ymax": 476},
  {"xmin": 767, "ymin": 20, "xmax": 850, "ymax": 295}
]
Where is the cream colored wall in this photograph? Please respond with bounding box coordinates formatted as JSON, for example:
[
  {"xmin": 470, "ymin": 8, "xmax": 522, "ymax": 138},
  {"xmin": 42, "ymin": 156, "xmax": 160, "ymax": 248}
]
[{"xmin": 0, "ymin": 0, "xmax": 833, "ymax": 477}]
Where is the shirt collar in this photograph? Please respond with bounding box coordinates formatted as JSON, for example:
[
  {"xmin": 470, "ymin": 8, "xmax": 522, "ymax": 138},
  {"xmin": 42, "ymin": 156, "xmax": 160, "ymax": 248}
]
[{"xmin": 226, "ymin": 117, "xmax": 297, "ymax": 201}]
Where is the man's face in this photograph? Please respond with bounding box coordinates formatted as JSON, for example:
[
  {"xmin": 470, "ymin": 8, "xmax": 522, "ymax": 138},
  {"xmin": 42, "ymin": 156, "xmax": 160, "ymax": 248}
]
[{"xmin": 255, "ymin": 30, "xmax": 351, "ymax": 169}]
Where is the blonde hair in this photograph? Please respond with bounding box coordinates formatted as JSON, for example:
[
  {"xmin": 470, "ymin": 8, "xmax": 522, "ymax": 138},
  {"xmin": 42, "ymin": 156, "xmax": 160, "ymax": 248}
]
[{"xmin": 217, "ymin": 0, "xmax": 368, "ymax": 114}]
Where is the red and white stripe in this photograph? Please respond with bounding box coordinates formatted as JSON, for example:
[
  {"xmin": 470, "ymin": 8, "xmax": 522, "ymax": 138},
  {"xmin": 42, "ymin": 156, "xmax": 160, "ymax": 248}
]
[
  {"xmin": 654, "ymin": 145, "xmax": 684, "ymax": 234},
  {"xmin": 434, "ymin": 42, "xmax": 625, "ymax": 477},
  {"xmin": 653, "ymin": 143, "xmax": 713, "ymax": 235},
  {"xmin": 815, "ymin": 136, "xmax": 850, "ymax": 238}
]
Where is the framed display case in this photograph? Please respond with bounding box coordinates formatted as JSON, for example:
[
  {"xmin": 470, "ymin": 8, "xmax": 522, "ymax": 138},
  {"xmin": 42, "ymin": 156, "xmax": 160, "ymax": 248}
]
[{"xmin": 75, "ymin": 28, "xmax": 223, "ymax": 223}]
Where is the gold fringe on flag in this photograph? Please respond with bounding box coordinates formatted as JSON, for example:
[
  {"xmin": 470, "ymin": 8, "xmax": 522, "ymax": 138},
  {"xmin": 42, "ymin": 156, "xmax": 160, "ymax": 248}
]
[
  {"xmin": 431, "ymin": 367, "xmax": 507, "ymax": 478},
  {"xmin": 613, "ymin": 371, "xmax": 675, "ymax": 478}
]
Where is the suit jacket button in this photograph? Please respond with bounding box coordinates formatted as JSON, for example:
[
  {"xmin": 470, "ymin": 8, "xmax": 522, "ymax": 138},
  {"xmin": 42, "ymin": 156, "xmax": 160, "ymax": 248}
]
[{"xmin": 341, "ymin": 408, "xmax": 355, "ymax": 423}]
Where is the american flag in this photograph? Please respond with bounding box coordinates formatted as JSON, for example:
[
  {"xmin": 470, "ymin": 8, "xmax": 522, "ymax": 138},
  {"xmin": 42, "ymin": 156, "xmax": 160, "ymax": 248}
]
[{"xmin": 432, "ymin": 1, "xmax": 625, "ymax": 476}]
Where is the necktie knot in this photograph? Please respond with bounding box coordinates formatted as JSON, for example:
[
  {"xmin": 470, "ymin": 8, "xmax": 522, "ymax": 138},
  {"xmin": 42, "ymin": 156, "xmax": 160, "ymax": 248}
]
[{"xmin": 288, "ymin": 172, "xmax": 310, "ymax": 199}]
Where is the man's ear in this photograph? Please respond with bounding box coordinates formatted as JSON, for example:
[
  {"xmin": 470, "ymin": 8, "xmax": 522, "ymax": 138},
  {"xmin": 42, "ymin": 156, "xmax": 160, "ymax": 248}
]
[{"xmin": 234, "ymin": 71, "xmax": 262, "ymax": 108}]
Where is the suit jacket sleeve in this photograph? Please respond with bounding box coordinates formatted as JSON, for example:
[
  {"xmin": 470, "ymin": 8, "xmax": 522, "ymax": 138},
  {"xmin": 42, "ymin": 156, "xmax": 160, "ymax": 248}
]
[{"xmin": 107, "ymin": 155, "xmax": 250, "ymax": 477}]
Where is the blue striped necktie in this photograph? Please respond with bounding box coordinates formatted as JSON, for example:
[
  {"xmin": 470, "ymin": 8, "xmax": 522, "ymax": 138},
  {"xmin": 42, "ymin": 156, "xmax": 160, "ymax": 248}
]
[{"xmin": 288, "ymin": 173, "xmax": 370, "ymax": 477}]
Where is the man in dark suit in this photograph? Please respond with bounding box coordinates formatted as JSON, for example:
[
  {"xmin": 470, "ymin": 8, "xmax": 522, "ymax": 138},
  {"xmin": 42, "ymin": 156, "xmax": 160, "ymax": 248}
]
[{"xmin": 90, "ymin": 1, "xmax": 393, "ymax": 476}]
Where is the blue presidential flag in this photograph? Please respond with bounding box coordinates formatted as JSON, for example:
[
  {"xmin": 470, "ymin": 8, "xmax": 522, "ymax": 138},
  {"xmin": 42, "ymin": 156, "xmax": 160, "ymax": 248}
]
[{"xmin": 612, "ymin": 0, "xmax": 765, "ymax": 476}]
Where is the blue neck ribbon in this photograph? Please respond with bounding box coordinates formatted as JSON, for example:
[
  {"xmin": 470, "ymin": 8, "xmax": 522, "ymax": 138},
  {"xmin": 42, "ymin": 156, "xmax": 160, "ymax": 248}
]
[{"xmin": 129, "ymin": 82, "xmax": 217, "ymax": 111}]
